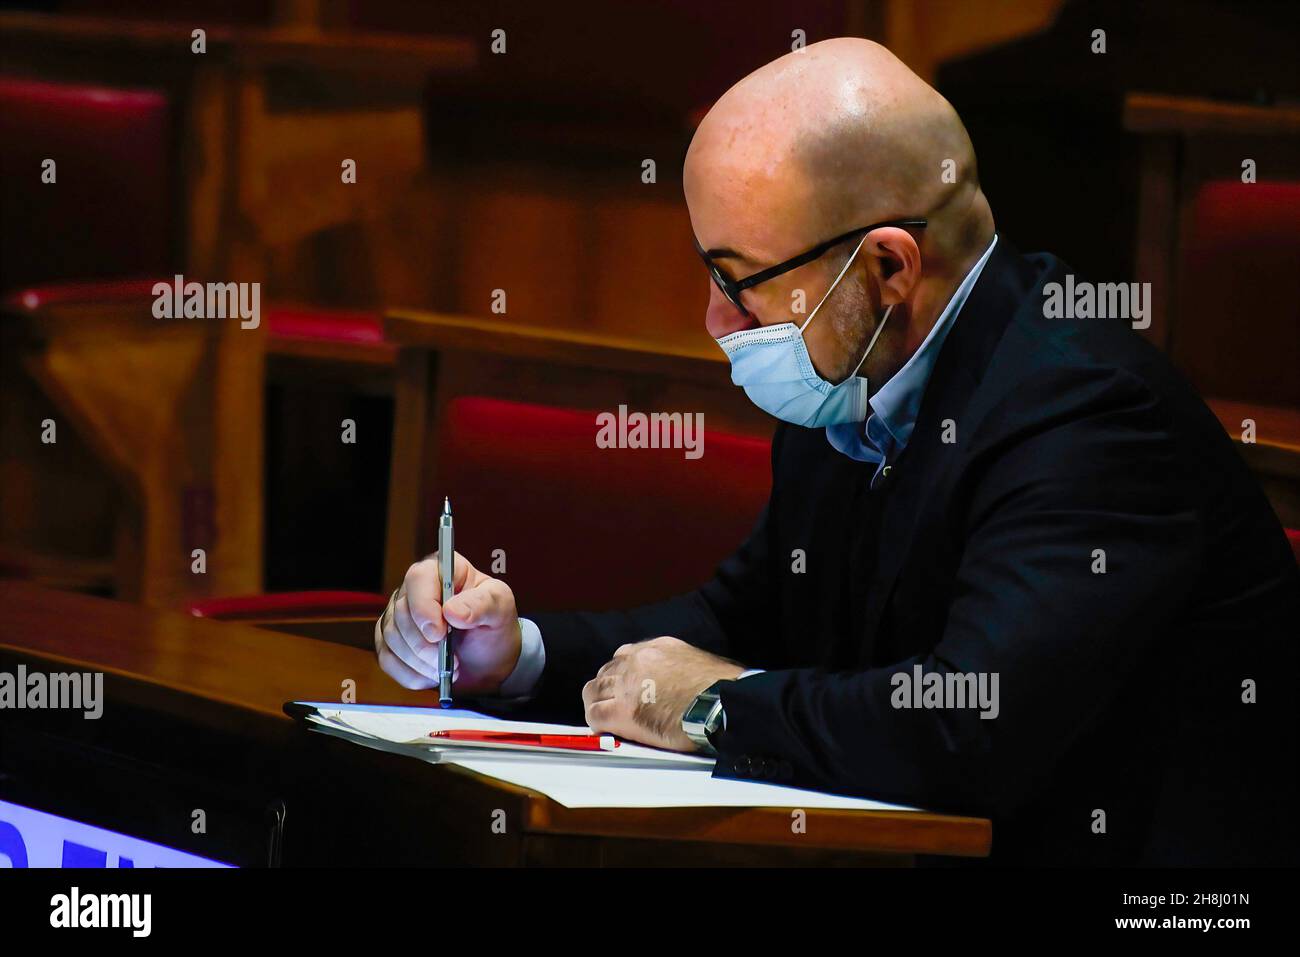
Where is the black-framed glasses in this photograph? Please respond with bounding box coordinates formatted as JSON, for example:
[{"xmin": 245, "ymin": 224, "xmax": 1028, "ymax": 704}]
[{"xmin": 694, "ymin": 218, "xmax": 927, "ymax": 317}]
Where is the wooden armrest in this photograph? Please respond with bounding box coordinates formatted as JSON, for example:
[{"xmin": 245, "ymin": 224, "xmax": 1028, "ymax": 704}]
[
  {"xmin": 384, "ymin": 310, "xmax": 727, "ymax": 384},
  {"xmin": 1208, "ymin": 397, "xmax": 1300, "ymax": 457},
  {"xmin": 1123, "ymin": 92, "xmax": 1300, "ymax": 137}
]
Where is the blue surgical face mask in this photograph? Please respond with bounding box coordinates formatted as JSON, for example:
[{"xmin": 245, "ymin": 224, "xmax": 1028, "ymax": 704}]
[{"xmin": 715, "ymin": 233, "xmax": 893, "ymax": 427}]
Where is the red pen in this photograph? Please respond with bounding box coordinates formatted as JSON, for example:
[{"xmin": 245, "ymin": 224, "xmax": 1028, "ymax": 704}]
[{"xmin": 429, "ymin": 730, "xmax": 619, "ymax": 751}]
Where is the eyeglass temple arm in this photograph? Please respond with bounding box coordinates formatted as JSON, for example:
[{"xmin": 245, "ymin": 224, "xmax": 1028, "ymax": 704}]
[{"xmin": 735, "ymin": 218, "xmax": 927, "ymax": 292}]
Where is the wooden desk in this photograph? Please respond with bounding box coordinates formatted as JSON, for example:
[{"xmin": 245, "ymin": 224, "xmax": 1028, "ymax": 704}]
[{"xmin": 0, "ymin": 581, "xmax": 992, "ymax": 865}]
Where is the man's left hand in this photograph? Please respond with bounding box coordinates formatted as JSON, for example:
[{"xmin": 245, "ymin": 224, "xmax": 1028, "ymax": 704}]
[{"xmin": 582, "ymin": 637, "xmax": 745, "ymax": 751}]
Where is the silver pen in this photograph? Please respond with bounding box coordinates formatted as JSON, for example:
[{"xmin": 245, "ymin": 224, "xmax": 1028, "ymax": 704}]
[{"xmin": 437, "ymin": 497, "xmax": 456, "ymax": 708}]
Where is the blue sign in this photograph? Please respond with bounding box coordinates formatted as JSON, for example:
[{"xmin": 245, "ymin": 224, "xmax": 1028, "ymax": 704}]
[{"xmin": 0, "ymin": 799, "xmax": 233, "ymax": 868}]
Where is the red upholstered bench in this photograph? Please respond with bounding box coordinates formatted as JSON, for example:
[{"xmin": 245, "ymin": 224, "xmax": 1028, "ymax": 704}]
[
  {"xmin": 1, "ymin": 278, "xmax": 162, "ymax": 314},
  {"xmin": 186, "ymin": 395, "xmax": 774, "ymax": 640},
  {"xmin": 190, "ymin": 389, "xmax": 1297, "ymax": 644},
  {"xmin": 0, "ymin": 76, "xmax": 172, "ymax": 293},
  {"xmin": 183, "ymin": 590, "xmax": 389, "ymax": 648},
  {"xmin": 263, "ymin": 304, "xmax": 396, "ymax": 365},
  {"xmin": 1177, "ymin": 179, "xmax": 1300, "ymax": 407},
  {"xmin": 3, "ymin": 282, "xmax": 393, "ymax": 369},
  {"xmin": 186, "ymin": 590, "xmax": 389, "ymax": 621},
  {"xmin": 433, "ymin": 396, "xmax": 772, "ymax": 612}
]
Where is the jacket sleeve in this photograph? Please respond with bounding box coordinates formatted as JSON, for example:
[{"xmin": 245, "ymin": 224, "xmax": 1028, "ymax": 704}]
[
  {"xmin": 713, "ymin": 367, "xmax": 1204, "ymax": 817},
  {"xmin": 523, "ymin": 426, "xmax": 787, "ymax": 723}
]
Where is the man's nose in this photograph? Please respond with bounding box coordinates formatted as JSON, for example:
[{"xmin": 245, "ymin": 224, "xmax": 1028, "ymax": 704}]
[{"xmin": 704, "ymin": 284, "xmax": 757, "ymax": 339}]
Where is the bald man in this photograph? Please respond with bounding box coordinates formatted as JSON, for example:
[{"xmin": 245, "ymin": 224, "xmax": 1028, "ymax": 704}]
[{"xmin": 377, "ymin": 39, "xmax": 1298, "ymax": 865}]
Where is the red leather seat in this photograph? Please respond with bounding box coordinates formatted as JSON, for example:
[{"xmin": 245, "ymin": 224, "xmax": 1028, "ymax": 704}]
[
  {"xmin": 1177, "ymin": 180, "xmax": 1300, "ymax": 408},
  {"xmin": 433, "ymin": 396, "xmax": 772, "ymax": 612},
  {"xmin": 264, "ymin": 304, "xmax": 395, "ymax": 361},
  {"xmin": 265, "ymin": 305, "xmax": 385, "ymax": 346},
  {"xmin": 188, "ymin": 395, "xmax": 772, "ymax": 623},
  {"xmin": 1, "ymin": 278, "xmax": 164, "ymax": 314},
  {"xmin": 2, "ymin": 283, "xmax": 392, "ymax": 361},
  {"xmin": 0, "ymin": 76, "xmax": 172, "ymax": 293},
  {"xmin": 185, "ymin": 591, "xmax": 388, "ymax": 620}
]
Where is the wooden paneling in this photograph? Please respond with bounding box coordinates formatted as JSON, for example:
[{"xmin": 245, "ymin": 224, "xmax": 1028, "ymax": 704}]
[
  {"xmin": 452, "ymin": 177, "xmax": 588, "ymax": 327},
  {"xmin": 883, "ymin": 0, "xmax": 1063, "ymax": 82}
]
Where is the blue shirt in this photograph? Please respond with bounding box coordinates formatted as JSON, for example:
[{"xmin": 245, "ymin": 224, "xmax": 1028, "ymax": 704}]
[{"xmin": 825, "ymin": 234, "xmax": 998, "ymax": 483}]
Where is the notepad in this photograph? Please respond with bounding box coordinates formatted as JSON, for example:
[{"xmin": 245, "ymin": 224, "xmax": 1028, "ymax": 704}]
[
  {"xmin": 297, "ymin": 702, "xmax": 712, "ymax": 766},
  {"xmin": 288, "ymin": 701, "xmax": 917, "ymax": 813}
]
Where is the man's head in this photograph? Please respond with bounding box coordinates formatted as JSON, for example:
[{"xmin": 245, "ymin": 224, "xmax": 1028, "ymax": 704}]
[{"xmin": 684, "ymin": 37, "xmax": 995, "ymax": 394}]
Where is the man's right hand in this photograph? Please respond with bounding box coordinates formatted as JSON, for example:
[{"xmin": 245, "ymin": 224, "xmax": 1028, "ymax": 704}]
[{"xmin": 374, "ymin": 552, "xmax": 522, "ymax": 695}]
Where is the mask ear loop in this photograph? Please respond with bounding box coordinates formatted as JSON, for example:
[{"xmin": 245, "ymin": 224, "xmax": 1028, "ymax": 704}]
[
  {"xmin": 799, "ymin": 231, "xmax": 871, "ymax": 334},
  {"xmin": 796, "ymin": 229, "xmax": 896, "ymax": 382},
  {"xmin": 846, "ymin": 302, "xmax": 894, "ymax": 378}
]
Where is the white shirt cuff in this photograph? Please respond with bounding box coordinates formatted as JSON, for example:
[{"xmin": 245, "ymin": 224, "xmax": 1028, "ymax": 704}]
[{"xmin": 498, "ymin": 617, "xmax": 546, "ymax": 698}]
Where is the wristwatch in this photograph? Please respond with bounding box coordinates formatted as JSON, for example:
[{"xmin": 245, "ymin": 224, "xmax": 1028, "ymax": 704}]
[{"xmin": 681, "ymin": 680, "xmax": 728, "ymax": 755}]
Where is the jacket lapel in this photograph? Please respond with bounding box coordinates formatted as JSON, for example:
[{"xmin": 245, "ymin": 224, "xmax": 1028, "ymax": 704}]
[{"xmin": 856, "ymin": 239, "xmax": 1050, "ymax": 657}]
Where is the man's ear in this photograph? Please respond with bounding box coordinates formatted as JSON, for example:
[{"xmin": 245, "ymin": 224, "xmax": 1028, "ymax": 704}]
[{"xmin": 865, "ymin": 226, "xmax": 922, "ymax": 305}]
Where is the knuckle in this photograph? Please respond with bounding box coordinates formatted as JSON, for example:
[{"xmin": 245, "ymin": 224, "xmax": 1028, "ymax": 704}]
[{"xmin": 586, "ymin": 701, "xmax": 610, "ymax": 727}]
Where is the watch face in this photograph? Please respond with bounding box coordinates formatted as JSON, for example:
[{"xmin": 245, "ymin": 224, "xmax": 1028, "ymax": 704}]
[
  {"xmin": 684, "ymin": 691, "xmax": 717, "ymax": 724},
  {"xmin": 703, "ymin": 697, "xmax": 725, "ymax": 735},
  {"xmin": 683, "ymin": 682, "xmax": 730, "ymax": 753}
]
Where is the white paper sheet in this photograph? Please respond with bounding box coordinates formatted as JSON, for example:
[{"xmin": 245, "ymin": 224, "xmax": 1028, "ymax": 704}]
[
  {"xmin": 305, "ymin": 704, "xmax": 712, "ymax": 767},
  {"xmin": 296, "ymin": 702, "xmax": 917, "ymax": 812},
  {"xmin": 439, "ymin": 751, "xmax": 917, "ymax": 811}
]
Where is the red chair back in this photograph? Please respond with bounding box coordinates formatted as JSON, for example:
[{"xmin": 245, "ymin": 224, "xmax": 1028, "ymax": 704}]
[
  {"xmin": 1176, "ymin": 180, "xmax": 1300, "ymax": 408},
  {"xmin": 433, "ymin": 396, "xmax": 772, "ymax": 612},
  {"xmin": 0, "ymin": 76, "xmax": 172, "ymax": 292}
]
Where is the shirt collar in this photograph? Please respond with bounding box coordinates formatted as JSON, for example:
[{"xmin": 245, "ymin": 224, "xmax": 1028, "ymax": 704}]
[{"xmin": 827, "ymin": 233, "xmax": 999, "ymax": 464}]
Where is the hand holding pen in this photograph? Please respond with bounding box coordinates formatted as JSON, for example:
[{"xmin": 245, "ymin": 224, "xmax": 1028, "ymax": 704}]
[{"xmin": 374, "ymin": 515, "xmax": 526, "ymax": 698}]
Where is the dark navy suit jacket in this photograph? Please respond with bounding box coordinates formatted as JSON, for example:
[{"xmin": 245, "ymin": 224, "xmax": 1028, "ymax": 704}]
[{"xmin": 528, "ymin": 238, "xmax": 1299, "ymax": 865}]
